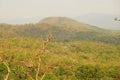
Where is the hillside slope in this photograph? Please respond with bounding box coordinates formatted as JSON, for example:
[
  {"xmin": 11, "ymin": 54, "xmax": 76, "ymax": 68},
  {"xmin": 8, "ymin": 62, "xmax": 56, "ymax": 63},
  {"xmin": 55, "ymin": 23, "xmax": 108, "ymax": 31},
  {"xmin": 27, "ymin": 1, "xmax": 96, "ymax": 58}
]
[
  {"xmin": 0, "ymin": 17, "xmax": 120, "ymax": 44},
  {"xmin": 0, "ymin": 38, "xmax": 120, "ymax": 80}
]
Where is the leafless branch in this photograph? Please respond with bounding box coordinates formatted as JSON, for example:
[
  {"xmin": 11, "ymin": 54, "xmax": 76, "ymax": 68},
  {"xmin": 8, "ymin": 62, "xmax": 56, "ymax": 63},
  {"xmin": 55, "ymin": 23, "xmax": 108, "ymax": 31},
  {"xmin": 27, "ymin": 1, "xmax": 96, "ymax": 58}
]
[{"xmin": 3, "ymin": 62, "xmax": 11, "ymax": 80}]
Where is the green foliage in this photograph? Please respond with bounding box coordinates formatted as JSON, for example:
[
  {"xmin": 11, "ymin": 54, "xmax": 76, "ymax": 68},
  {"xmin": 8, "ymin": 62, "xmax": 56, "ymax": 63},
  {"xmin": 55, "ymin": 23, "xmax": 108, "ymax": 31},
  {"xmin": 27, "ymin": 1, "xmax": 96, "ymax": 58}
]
[
  {"xmin": 75, "ymin": 65, "xmax": 100, "ymax": 79},
  {"xmin": 0, "ymin": 38, "xmax": 120, "ymax": 80},
  {"xmin": 0, "ymin": 63, "xmax": 7, "ymax": 79},
  {"xmin": 75, "ymin": 65, "xmax": 120, "ymax": 80},
  {"xmin": 11, "ymin": 66, "xmax": 27, "ymax": 80},
  {"xmin": 55, "ymin": 66, "xmax": 65, "ymax": 76},
  {"xmin": 44, "ymin": 73, "xmax": 56, "ymax": 80}
]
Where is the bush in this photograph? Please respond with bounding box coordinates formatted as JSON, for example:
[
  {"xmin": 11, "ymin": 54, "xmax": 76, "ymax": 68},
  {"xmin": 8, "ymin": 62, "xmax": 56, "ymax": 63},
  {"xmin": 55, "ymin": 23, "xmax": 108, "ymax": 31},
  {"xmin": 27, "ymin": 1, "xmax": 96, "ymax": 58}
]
[
  {"xmin": 55, "ymin": 66, "xmax": 65, "ymax": 76},
  {"xmin": 75, "ymin": 65, "xmax": 100, "ymax": 79},
  {"xmin": 0, "ymin": 63, "xmax": 7, "ymax": 79},
  {"xmin": 12, "ymin": 66, "xmax": 27, "ymax": 80},
  {"xmin": 44, "ymin": 73, "xmax": 56, "ymax": 80}
]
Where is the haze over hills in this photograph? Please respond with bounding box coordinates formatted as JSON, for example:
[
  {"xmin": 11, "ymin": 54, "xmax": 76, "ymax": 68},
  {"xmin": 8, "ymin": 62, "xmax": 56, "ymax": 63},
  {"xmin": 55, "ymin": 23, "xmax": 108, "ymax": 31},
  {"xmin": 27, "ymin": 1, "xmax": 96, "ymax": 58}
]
[
  {"xmin": 75, "ymin": 13, "xmax": 120, "ymax": 30},
  {"xmin": 0, "ymin": 17, "xmax": 43, "ymax": 24},
  {"xmin": 0, "ymin": 17, "xmax": 120, "ymax": 44},
  {"xmin": 1, "ymin": 0, "xmax": 120, "ymax": 79},
  {"xmin": 1, "ymin": 14, "xmax": 120, "ymax": 30}
]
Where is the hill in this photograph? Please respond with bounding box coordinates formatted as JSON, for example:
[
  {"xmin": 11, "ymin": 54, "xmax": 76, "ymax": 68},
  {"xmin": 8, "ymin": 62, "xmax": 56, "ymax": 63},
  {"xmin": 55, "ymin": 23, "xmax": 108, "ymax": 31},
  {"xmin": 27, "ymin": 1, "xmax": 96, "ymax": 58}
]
[
  {"xmin": 0, "ymin": 17, "xmax": 120, "ymax": 80},
  {"xmin": 0, "ymin": 17, "xmax": 120, "ymax": 44},
  {"xmin": 75, "ymin": 13, "xmax": 120, "ymax": 30},
  {"xmin": 38, "ymin": 17, "xmax": 101, "ymax": 31}
]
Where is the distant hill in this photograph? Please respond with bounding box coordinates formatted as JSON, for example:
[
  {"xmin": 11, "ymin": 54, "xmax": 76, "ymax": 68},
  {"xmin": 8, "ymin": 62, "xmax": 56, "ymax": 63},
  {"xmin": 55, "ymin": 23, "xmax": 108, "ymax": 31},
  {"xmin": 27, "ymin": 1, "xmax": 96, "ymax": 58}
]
[
  {"xmin": 38, "ymin": 17, "xmax": 103, "ymax": 31},
  {"xmin": 1, "ymin": 14, "xmax": 120, "ymax": 30},
  {"xmin": 0, "ymin": 17, "xmax": 120, "ymax": 44},
  {"xmin": 75, "ymin": 13, "xmax": 120, "ymax": 30},
  {"xmin": 0, "ymin": 17, "xmax": 42, "ymax": 24}
]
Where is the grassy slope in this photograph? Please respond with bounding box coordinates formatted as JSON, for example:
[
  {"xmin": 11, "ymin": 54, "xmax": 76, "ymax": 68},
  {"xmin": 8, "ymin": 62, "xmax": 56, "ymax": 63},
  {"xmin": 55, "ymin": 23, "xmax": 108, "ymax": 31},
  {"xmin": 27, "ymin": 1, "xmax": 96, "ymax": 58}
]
[{"xmin": 0, "ymin": 38, "xmax": 120, "ymax": 80}]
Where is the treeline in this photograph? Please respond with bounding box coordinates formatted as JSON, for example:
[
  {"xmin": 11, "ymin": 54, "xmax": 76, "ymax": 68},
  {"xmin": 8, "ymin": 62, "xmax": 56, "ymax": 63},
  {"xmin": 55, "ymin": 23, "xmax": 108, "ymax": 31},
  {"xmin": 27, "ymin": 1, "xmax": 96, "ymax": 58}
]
[{"xmin": 0, "ymin": 23, "xmax": 120, "ymax": 45}]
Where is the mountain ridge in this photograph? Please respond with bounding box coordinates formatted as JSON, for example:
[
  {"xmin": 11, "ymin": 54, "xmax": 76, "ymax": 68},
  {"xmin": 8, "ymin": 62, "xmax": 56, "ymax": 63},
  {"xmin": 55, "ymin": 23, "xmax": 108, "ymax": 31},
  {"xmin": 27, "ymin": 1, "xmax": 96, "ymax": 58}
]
[{"xmin": 0, "ymin": 17, "xmax": 120, "ymax": 44}]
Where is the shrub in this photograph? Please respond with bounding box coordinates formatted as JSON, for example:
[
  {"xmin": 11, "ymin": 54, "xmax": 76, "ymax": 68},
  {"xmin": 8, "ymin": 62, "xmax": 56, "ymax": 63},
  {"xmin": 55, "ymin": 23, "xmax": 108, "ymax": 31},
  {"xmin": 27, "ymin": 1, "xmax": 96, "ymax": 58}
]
[
  {"xmin": 75, "ymin": 65, "xmax": 100, "ymax": 79},
  {"xmin": 44, "ymin": 73, "xmax": 56, "ymax": 80},
  {"xmin": 0, "ymin": 63, "xmax": 7, "ymax": 79},
  {"xmin": 55, "ymin": 66, "xmax": 65, "ymax": 76}
]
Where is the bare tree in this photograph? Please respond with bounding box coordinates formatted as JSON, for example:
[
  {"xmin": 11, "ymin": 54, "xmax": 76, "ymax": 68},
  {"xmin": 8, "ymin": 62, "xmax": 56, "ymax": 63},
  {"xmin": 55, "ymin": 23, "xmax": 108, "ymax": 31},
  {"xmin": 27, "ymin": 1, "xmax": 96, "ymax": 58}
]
[
  {"xmin": 0, "ymin": 57, "xmax": 11, "ymax": 80},
  {"xmin": 36, "ymin": 34, "xmax": 52, "ymax": 80}
]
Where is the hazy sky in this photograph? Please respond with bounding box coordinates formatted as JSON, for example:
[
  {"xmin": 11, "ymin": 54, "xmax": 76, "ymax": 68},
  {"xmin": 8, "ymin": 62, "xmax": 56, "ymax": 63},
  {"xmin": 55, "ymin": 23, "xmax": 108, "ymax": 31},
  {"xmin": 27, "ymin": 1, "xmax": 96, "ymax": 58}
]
[{"xmin": 0, "ymin": 0, "xmax": 120, "ymax": 20}]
